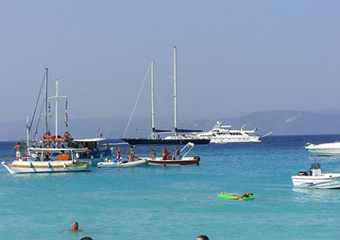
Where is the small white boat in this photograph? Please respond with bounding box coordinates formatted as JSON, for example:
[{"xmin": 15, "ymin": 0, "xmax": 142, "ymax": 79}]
[
  {"xmin": 305, "ymin": 142, "xmax": 340, "ymax": 156},
  {"xmin": 97, "ymin": 159, "xmax": 148, "ymax": 168},
  {"xmin": 139, "ymin": 142, "xmax": 200, "ymax": 166},
  {"xmin": 291, "ymin": 162, "xmax": 340, "ymax": 189},
  {"xmin": 2, "ymin": 148, "xmax": 90, "ymax": 174}
]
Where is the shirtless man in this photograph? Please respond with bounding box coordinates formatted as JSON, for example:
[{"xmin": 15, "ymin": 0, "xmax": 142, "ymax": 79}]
[
  {"xmin": 150, "ymin": 148, "xmax": 156, "ymax": 159},
  {"xmin": 174, "ymin": 147, "xmax": 181, "ymax": 160},
  {"xmin": 12, "ymin": 141, "xmax": 24, "ymax": 160},
  {"xmin": 160, "ymin": 147, "xmax": 167, "ymax": 160}
]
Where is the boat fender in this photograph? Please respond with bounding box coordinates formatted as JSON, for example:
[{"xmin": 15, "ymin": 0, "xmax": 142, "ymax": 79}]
[
  {"xmin": 48, "ymin": 162, "xmax": 51, "ymax": 168},
  {"xmin": 29, "ymin": 162, "xmax": 33, "ymax": 168},
  {"xmin": 63, "ymin": 163, "xmax": 67, "ymax": 169}
]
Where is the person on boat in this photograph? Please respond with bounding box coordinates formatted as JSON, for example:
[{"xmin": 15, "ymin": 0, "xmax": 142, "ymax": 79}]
[
  {"xmin": 197, "ymin": 235, "xmax": 209, "ymax": 240},
  {"xmin": 116, "ymin": 147, "xmax": 122, "ymax": 161},
  {"xmin": 160, "ymin": 147, "xmax": 167, "ymax": 160},
  {"xmin": 12, "ymin": 141, "xmax": 25, "ymax": 160},
  {"xmin": 34, "ymin": 155, "xmax": 40, "ymax": 161},
  {"xmin": 56, "ymin": 150, "xmax": 69, "ymax": 161},
  {"xmin": 105, "ymin": 144, "xmax": 109, "ymax": 150},
  {"xmin": 128, "ymin": 152, "xmax": 134, "ymax": 162},
  {"xmin": 174, "ymin": 147, "xmax": 181, "ymax": 160},
  {"xmin": 167, "ymin": 149, "xmax": 173, "ymax": 160},
  {"xmin": 44, "ymin": 153, "xmax": 51, "ymax": 161},
  {"xmin": 150, "ymin": 148, "xmax": 156, "ymax": 159},
  {"xmin": 67, "ymin": 221, "xmax": 86, "ymax": 232},
  {"xmin": 220, "ymin": 192, "xmax": 253, "ymax": 200}
]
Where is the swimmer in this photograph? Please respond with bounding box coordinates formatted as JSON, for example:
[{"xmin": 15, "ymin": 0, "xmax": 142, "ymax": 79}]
[{"xmin": 67, "ymin": 221, "xmax": 86, "ymax": 232}]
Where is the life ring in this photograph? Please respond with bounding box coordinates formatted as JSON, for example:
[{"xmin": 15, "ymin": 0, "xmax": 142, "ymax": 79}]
[{"xmin": 64, "ymin": 131, "xmax": 73, "ymax": 140}]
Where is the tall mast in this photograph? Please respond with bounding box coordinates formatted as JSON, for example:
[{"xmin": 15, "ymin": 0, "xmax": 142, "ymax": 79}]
[
  {"xmin": 49, "ymin": 79, "xmax": 66, "ymax": 137},
  {"xmin": 151, "ymin": 60, "xmax": 156, "ymax": 139},
  {"xmin": 55, "ymin": 79, "xmax": 59, "ymax": 136},
  {"xmin": 26, "ymin": 116, "xmax": 29, "ymax": 149},
  {"xmin": 44, "ymin": 68, "xmax": 48, "ymax": 133},
  {"xmin": 173, "ymin": 46, "xmax": 178, "ymax": 135}
]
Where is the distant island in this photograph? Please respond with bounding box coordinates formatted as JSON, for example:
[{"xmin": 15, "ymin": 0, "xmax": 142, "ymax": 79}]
[{"xmin": 2, "ymin": 109, "xmax": 340, "ymax": 141}]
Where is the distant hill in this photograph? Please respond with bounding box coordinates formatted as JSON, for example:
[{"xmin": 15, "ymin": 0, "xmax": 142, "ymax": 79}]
[{"xmin": 2, "ymin": 109, "xmax": 340, "ymax": 141}]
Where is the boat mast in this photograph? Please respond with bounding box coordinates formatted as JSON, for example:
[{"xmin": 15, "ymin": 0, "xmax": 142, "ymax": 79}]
[
  {"xmin": 55, "ymin": 79, "xmax": 59, "ymax": 137},
  {"xmin": 49, "ymin": 79, "xmax": 66, "ymax": 137},
  {"xmin": 26, "ymin": 116, "xmax": 29, "ymax": 149},
  {"xmin": 44, "ymin": 68, "xmax": 48, "ymax": 133},
  {"xmin": 173, "ymin": 46, "xmax": 178, "ymax": 136},
  {"xmin": 151, "ymin": 60, "xmax": 156, "ymax": 139}
]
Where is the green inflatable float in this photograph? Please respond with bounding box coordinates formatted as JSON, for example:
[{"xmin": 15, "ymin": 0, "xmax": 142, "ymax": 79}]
[{"xmin": 218, "ymin": 193, "xmax": 255, "ymax": 200}]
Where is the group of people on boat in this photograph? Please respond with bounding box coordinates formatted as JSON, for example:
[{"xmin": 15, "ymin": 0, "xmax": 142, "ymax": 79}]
[{"xmin": 157, "ymin": 147, "xmax": 181, "ymax": 160}]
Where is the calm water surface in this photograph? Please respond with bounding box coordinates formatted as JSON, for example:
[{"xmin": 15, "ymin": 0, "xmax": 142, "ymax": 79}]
[{"xmin": 1, "ymin": 135, "xmax": 340, "ymax": 240}]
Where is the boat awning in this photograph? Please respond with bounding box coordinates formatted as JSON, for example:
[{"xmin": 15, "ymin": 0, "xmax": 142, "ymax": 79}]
[
  {"xmin": 72, "ymin": 137, "xmax": 108, "ymax": 142},
  {"xmin": 28, "ymin": 147, "xmax": 89, "ymax": 152}
]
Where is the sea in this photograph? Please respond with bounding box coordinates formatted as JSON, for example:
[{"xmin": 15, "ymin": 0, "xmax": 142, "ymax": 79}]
[{"xmin": 1, "ymin": 135, "xmax": 340, "ymax": 240}]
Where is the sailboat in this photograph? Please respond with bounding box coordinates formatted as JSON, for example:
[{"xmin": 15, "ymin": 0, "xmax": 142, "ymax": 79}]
[
  {"xmin": 121, "ymin": 47, "xmax": 210, "ymax": 145},
  {"xmin": 2, "ymin": 69, "xmax": 112, "ymax": 174}
]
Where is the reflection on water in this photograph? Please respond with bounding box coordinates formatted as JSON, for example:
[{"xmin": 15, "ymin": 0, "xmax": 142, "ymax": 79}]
[{"xmin": 292, "ymin": 187, "xmax": 340, "ymax": 203}]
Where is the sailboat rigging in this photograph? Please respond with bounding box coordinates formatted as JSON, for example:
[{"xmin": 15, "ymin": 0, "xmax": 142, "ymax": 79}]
[{"xmin": 122, "ymin": 47, "xmax": 210, "ymax": 145}]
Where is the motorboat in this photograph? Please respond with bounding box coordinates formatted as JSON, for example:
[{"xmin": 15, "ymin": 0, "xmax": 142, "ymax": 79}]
[
  {"xmin": 195, "ymin": 121, "xmax": 262, "ymax": 144},
  {"xmin": 291, "ymin": 162, "xmax": 340, "ymax": 189},
  {"xmin": 305, "ymin": 142, "xmax": 340, "ymax": 156},
  {"xmin": 139, "ymin": 142, "xmax": 200, "ymax": 166},
  {"xmin": 121, "ymin": 47, "xmax": 210, "ymax": 146},
  {"xmin": 97, "ymin": 159, "xmax": 148, "ymax": 168},
  {"xmin": 2, "ymin": 147, "xmax": 90, "ymax": 174}
]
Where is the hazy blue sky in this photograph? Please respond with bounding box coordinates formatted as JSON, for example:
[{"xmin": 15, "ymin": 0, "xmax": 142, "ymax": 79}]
[{"xmin": 1, "ymin": 0, "xmax": 340, "ymax": 123}]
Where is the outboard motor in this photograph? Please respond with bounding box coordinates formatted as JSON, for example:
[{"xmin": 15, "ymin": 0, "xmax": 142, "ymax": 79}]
[{"xmin": 310, "ymin": 162, "xmax": 322, "ymax": 176}]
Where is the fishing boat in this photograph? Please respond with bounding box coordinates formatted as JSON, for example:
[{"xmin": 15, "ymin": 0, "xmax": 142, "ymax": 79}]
[
  {"xmin": 97, "ymin": 159, "xmax": 148, "ymax": 168},
  {"xmin": 291, "ymin": 162, "xmax": 340, "ymax": 189},
  {"xmin": 2, "ymin": 147, "xmax": 90, "ymax": 174},
  {"xmin": 27, "ymin": 68, "xmax": 112, "ymax": 165},
  {"xmin": 121, "ymin": 47, "xmax": 210, "ymax": 145},
  {"xmin": 194, "ymin": 121, "xmax": 263, "ymax": 144},
  {"xmin": 139, "ymin": 142, "xmax": 200, "ymax": 166},
  {"xmin": 305, "ymin": 142, "xmax": 340, "ymax": 156}
]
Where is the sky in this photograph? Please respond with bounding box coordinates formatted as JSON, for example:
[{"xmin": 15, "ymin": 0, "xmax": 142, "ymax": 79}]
[{"xmin": 1, "ymin": 0, "xmax": 340, "ymax": 124}]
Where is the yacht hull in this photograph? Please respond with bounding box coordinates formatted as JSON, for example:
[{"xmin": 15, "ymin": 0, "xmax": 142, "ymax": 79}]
[{"xmin": 121, "ymin": 138, "xmax": 210, "ymax": 145}]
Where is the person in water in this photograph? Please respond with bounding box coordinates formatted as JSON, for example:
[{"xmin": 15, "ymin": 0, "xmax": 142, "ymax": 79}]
[
  {"xmin": 67, "ymin": 221, "xmax": 86, "ymax": 232},
  {"xmin": 197, "ymin": 235, "xmax": 209, "ymax": 240},
  {"xmin": 221, "ymin": 192, "xmax": 253, "ymax": 200}
]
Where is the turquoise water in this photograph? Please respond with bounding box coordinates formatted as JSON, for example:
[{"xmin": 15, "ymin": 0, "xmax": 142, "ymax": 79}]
[{"xmin": 1, "ymin": 136, "xmax": 340, "ymax": 240}]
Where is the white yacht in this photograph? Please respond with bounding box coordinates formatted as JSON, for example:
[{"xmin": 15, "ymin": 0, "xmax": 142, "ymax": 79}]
[
  {"xmin": 195, "ymin": 121, "xmax": 262, "ymax": 144},
  {"xmin": 305, "ymin": 142, "xmax": 340, "ymax": 156}
]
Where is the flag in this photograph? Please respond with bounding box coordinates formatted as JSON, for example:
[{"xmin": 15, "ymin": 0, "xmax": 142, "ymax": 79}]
[{"xmin": 65, "ymin": 99, "xmax": 68, "ymax": 127}]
